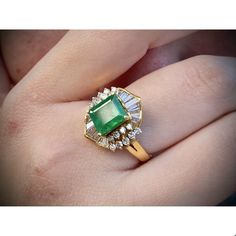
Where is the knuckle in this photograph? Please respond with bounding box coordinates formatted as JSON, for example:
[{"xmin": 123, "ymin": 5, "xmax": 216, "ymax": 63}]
[
  {"xmin": 1, "ymin": 102, "xmax": 29, "ymax": 137},
  {"xmin": 23, "ymin": 146, "xmax": 70, "ymax": 204},
  {"xmin": 1, "ymin": 93, "xmax": 44, "ymax": 138},
  {"xmin": 182, "ymin": 55, "xmax": 236, "ymax": 98}
]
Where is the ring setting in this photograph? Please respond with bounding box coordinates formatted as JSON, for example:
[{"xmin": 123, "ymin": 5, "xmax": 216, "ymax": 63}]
[{"xmin": 84, "ymin": 87, "xmax": 150, "ymax": 161}]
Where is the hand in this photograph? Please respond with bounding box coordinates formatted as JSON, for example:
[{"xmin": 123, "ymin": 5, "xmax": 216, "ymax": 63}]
[{"xmin": 0, "ymin": 30, "xmax": 235, "ymax": 205}]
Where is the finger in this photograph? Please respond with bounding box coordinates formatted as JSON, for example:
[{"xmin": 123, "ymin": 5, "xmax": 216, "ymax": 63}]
[
  {"xmin": 0, "ymin": 30, "xmax": 67, "ymax": 82},
  {"xmin": 7, "ymin": 30, "xmax": 193, "ymax": 104},
  {"xmin": 34, "ymin": 55, "xmax": 236, "ymax": 165},
  {"xmin": 126, "ymin": 111, "xmax": 236, "ymax": 205},
  {"xmin": 52, "ymin": 55, "xmax": 236, "ymax": 170},
  {"xmin": 126, "ymin": 55, "xmax": 236, "ymax": 154},
  {"xmin": 0, "ymin": 55, "xmax": 10, "ymax": 105}
]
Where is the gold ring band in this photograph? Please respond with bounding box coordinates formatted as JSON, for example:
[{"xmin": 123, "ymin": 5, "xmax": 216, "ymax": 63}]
[{"xmin": 126, "ymin": 140, "xmax": 151, "ymax": 162}]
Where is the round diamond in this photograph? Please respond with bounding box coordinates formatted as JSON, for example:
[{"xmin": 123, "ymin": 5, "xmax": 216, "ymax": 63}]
[
  {"xmin": 109, "ymin": 143, "xmax": 116, "ymax": 152},
  {"xmin": 98, "ymin": 92, "xmax": 108, "ymax": 100},
  {"xmin": 134, "ymin": 128, "xmax": 142, "ymax": 135},
  {"xmin": 113, "ymin": 131, "xmax": 120, "ymax": 139},
  {"xmin": 116, "ymin": 141, "xmax": 123, "ymax": 149},
  {"xmin": 119, "ymin": 126, "xmax": 126, "ymax": 134},
  {"xmin": 107, "ymin": 135, "xmax": 115, "ymax": 142},
  {"xmin": 126, "ymin": 123, "xmax": 132, "ymax": 130},
  {"xmin": 103, "ymin": 88, "xmax": 110, "ymax": 94},
  {"xmin": 128, "ymin": 131, "xmax": 135, "ymax": 139},
  {"xmin": 111, "ymin": 87, "xmax": 117, "ymax": 93},
  {"xmin": 122, "ymin": 137, "xmax": 130, "ymax": 146},
  {"xmin": 92, "ymin": 97, "xmax": 101, "ymax": 105}
]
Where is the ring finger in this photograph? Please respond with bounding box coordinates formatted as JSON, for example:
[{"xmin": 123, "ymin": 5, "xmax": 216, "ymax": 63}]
[{"xmin": 126, "ymin": 55, "xmax": 236, "ymax": 155}]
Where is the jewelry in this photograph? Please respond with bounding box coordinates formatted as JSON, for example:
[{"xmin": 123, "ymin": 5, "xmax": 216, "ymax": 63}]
[{"xmin": 84, "ymin": 87, "xmax": 151, "ymax": 162}]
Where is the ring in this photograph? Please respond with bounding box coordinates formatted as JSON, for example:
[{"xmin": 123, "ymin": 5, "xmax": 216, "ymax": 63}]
[{"xmin": 84, "ymin": 87, "xmax": 151, "ymax": 162}]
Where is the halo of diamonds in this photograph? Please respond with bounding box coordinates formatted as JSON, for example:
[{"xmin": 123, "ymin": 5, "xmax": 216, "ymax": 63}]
[{"xmin": 84, "ymin": 87, "xmax": 142, "ymax": 152}]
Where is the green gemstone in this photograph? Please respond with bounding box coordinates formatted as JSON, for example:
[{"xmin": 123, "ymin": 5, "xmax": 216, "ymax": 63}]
[{"xmin": 89, "ymin": 94, "xmax": 128, "ymax": 136}]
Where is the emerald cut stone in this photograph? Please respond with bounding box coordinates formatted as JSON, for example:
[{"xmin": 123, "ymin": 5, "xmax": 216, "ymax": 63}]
[{"xmin": 89, "ymin": 94, "xmax": 128, "ymax": 136}]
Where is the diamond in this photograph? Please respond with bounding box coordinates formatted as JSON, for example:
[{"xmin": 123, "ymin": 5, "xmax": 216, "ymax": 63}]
[
  {"xmin": 111, "ymin": 87, "xmax": 117, "ymax": 93},
  {"xmin": 118, "ymin": 91, "xmax": 128, "ymax": 101},
  {"xmin": 118, "ymin": 92, "xmax": 132, "ymax": 103},
  {"xmin": 116, "ymin": 141, "xmax": 123, "ymax": 149},
  {"xmin": 97, "ymin": 137, "xmax": 109, "ymax": 148},
  {"xmin": 109, "ymin": 143, "xmax": 116, "ymax": 152},
  {"xmin": 86, "ymin": 120, "xmax": 94, "ymax": 130},
  {"xmin": 128, "ymin": 131, "xmax": 135, "ymax": 139},
  {"xmin": 132, "ymin": 117, "xmax": 140, "ymax": 123},
  {"xmin": 126, "ymin": 123, "xmax": 132, "ymax": 130},
  {"xmin": 119, "ymin": 126, "xmax": 126, "ymax": 134},
  {"xmin": 131, "ymin": 111, "xmax": 141, "ymax": 123},
  {"xmin": 107, "ymin": 135, "xmax": 115, "ymax": 142},
  {"xmin": 134, "ymin": 127, "xmax": 142, "ymax": 135},
  {"xmin": 131, "ymin": 111, "xmax": 140, "ymax": 118},
  {"xmin": 113, "ymin": 131, "xmax": 120, "ymax": 139},
  {"xmin": 85, "ymin": 120, "xmax": 100, "ymax": 140},
  {"xmin": 129, "ymin": 103, "xmax": 140, "ymax": 112},
  {"xmin": 122, "ymin": 137, "xmax": 130, "ymax": 146},
  {"xmin": 125, "ymin": 98, "xmax": 139, "ymax": 108},
  {"xmin": 98, "ymin": 92, "xmax": 108, "ymax": 100},
  {"xmin": 103, "ymin": 88, "xmax": 110, "ymax": 94},
  {"xmin": 89, "ymin": 94, "xmax": 128, "ymax": 136},
  {"xmin": 92, "ymin": 97, "xmax": 101, "ymax": 105}
]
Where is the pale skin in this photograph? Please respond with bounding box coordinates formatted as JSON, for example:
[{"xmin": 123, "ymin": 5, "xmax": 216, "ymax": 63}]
[{"xmin": 0, "ymin": 30, "xmax": 235, "ymax": 205}]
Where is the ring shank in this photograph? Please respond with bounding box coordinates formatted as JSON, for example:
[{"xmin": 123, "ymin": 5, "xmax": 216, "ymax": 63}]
[{"xmin": 126, "ymin": 140, "xmax": 151, "ymax": 162}]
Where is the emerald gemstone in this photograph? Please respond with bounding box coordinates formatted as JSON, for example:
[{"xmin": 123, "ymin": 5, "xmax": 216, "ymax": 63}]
[{"xmin": 89, "ymin": 94, "xmax": 128, "ymax": 136}]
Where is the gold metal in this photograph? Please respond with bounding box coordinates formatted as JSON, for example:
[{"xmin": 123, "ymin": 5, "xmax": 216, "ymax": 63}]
[{"xmin": 126, "ymin": 140, "xmax": 151, "ymax": 162}]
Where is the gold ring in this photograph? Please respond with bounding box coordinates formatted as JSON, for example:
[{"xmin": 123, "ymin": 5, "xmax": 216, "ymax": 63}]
[{"xmin": 84, "ymin": 87, "xmax": 151, "ymax": 162}]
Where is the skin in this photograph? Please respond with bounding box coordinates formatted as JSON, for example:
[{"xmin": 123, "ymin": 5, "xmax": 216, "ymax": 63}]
[{"xmin": 0, "ymin": 30, "xmax": 235, "ymax": 205}]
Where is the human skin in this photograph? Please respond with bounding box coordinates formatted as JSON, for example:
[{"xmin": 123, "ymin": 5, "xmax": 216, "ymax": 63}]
[{"xmin": 0, "ymin": 30, "xmax": 235, "ymax": 205}]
